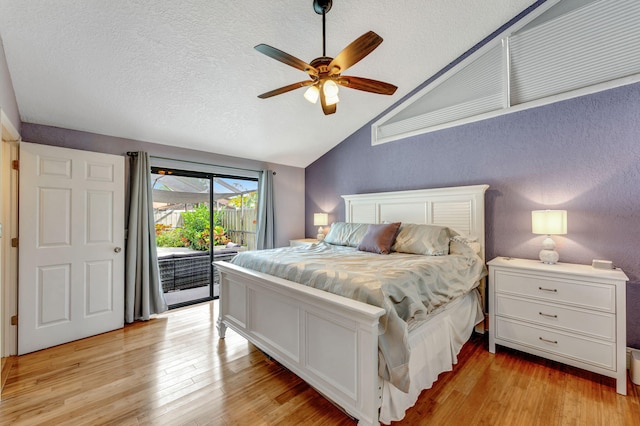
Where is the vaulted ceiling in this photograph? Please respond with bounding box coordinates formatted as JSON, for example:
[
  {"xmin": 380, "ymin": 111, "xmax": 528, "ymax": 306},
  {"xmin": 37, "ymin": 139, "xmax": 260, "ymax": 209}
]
[{"xmin": 0, "ymin": 0, "xmax": 535, "ymax": 167}]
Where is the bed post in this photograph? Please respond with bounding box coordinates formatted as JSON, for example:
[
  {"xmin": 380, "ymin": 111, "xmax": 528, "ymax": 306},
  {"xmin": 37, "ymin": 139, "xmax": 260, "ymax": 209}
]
[{"xmin": 216, "ymin": 316, "xmax": 227, "ymax": 338}]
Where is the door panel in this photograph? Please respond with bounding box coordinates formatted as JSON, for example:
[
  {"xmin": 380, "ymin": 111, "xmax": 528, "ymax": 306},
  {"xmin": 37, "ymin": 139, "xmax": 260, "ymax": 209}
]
[
  {"xmin": 19, "ymin": 142, "xmax": 124, "ymax": 354},
  {"xmin": 38, "ymin": 264, "xmax": 71, "ymax": 325}
]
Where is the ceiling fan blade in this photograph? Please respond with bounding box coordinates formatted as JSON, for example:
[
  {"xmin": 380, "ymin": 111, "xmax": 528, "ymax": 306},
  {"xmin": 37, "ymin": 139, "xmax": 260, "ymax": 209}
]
[
  {"xmin": 328, "ymin": 31, "xmax": 383, "ymax": 76},
  {"xmin": 319, "ymin": 82, "xmax": 337, "ymax": 115},
  {"xmin": 257, "ymin": 81, "xmax": 314, "ymax": 99},
  {"xmin": 337, "ymin": 76, "xmax": 397, "ymax": 95},
  {"xmin": 255, "ymin": 44, "xmax": 318, "ymax": 76}
]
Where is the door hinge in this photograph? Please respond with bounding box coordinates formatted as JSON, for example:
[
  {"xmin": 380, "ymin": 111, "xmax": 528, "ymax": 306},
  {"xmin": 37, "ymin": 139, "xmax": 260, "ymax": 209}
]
[
  {"xmin": 11, "ymin": 237, "xmax": 18, "ymax": 248},
  {"xmin": 11, "ymin": 315, "xmax": 17, "ymax": 326},
  {"xmin": 12, "ymin": 160, "xmax": 19, "ymax": 170}
]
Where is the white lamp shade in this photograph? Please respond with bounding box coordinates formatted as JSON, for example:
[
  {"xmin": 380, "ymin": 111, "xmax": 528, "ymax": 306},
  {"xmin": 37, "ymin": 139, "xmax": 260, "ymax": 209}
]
[
  {"xmin": 323, "ymin": 80, "xmax": 340, "ymax": 105},
  {"xmin": 323, "ymin": 80, "xmax": 339, "ymax": 97},
  {"xmin": 531, "ymin": 210, "xmax": 567, "ymax": 235},
  {"xmin": 313, "ymin": 213, "xmax": 328, "ymax": 227},
  {"xmin": 303, "ymin": 85, "xmax": 319, "ymax": 104}
]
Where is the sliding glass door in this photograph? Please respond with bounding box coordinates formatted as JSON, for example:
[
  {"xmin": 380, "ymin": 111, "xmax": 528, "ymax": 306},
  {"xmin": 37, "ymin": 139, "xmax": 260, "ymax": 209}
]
[{"xmin": 151, "ymin": 167, "xmax": 258, "ymax": 308}]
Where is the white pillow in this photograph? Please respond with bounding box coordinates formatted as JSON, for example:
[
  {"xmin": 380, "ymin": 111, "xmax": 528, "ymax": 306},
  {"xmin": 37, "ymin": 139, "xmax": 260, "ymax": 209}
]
[
  {"xmin": 323, "ymin": 222, "xmax": 370, "ymax": 247},
  {"xmin": 392, "ymin": 223, "xmax": 452, "ymax": 255},
  {"xmin": 449, "ymin": 235, "xmax": 482, "ymax": 256}
]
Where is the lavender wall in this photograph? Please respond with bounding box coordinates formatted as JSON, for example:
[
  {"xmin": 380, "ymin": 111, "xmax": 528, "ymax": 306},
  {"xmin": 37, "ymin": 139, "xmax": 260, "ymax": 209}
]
[
  {"xmin": 22, "ymin": 123, "xmax": 306, "ymax": 248},
  {"xmin": 305, "ymin": 82, "xmax": 640, "ymax": 347}
]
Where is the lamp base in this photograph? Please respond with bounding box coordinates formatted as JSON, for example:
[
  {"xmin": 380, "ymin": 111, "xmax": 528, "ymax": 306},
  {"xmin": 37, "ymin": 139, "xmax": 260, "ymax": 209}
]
[{"xmin": 539, "ymin": 249, "xmax": 559, "ymax": 264}]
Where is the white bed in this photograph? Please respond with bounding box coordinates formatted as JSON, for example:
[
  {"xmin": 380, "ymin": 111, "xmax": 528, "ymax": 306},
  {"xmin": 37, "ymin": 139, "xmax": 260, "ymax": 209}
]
[{"xmin": 215, "ymin": 184, "xmax": 489, "ymax": 425}]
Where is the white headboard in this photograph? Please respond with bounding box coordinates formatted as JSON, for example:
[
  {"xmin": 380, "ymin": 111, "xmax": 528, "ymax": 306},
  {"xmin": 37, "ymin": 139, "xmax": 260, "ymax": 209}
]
[{"xmin": 342, "ymin": 184, "xmax": 489, "ymax": 260}]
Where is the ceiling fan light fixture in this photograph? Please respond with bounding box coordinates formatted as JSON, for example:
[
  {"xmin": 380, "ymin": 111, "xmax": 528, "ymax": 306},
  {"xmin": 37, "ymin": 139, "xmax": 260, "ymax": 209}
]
[
  {"xmin": 303, "ymin": 85, "xmax": 320, "ymax": 104},
  {"xmin": 254, "ymin": 0, "xmax": 397, "ymax": 115},
  {"xmin": 323, "ymin": 79, "xmax": 339, "ymax": 96},
  {"xmin": 325, "ymin": 93, "xmax": 339, "ymax": 106}
]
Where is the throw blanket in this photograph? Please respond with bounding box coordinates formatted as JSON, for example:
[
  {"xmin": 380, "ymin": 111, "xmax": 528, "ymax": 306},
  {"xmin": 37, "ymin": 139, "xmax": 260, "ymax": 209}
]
[{"xmin": 231, "ymin": 242, "xmax": 486, "ymax": 392}]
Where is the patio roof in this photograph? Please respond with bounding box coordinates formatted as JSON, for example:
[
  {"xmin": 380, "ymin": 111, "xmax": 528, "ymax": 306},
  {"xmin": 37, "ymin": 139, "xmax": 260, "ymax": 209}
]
[{"xmin": 151, "ymin": 174, "xmax": 257, "ymax": 204}]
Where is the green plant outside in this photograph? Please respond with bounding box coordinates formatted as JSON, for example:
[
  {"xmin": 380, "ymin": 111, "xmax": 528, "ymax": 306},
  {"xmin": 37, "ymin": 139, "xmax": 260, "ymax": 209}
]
[{"xmin": 156, "ymin": 204, "xmax": 229, "ymax": 251}]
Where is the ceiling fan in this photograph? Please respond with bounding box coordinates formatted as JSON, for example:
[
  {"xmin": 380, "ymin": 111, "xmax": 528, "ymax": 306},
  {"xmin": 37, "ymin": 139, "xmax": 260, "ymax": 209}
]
[{"xmin": 255, "ymin": 0, "xmax": 398, "ymax": 115}]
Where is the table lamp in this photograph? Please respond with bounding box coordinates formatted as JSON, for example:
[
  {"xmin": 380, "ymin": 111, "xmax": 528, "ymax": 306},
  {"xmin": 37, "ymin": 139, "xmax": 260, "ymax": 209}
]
[
  {"xmin": 314, "ymin": 213, "xmax": 329, "ymax": 241},
  {"xmin": 532, "ymin": 209, "xmax": 567, "ymax": 264}
]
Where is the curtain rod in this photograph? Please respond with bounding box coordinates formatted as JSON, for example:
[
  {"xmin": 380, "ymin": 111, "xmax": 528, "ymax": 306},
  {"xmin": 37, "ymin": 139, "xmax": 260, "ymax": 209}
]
[
  {"xmin": 126, "ymin": 152, "xmax": 276, "ymax": 175},
  {"xmin": 145, "ymin": 154, "xmax": 276, "ymax": 175}
]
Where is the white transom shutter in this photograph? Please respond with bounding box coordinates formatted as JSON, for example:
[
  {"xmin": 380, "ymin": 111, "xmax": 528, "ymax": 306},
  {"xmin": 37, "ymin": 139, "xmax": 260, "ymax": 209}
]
[
  {"xmin": 378, "ymin": 43, "xmax": 504, "ymax": 140},
  {"xmin": 509, "ymin": 0, "xmax": 640, "ymax": 105}
]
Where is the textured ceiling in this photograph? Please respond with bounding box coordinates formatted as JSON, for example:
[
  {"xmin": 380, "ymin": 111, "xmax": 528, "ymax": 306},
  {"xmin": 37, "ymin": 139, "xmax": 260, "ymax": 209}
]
[{"xmin": 0, "ymin": 0, "xmax": 534, "ymax": 167}]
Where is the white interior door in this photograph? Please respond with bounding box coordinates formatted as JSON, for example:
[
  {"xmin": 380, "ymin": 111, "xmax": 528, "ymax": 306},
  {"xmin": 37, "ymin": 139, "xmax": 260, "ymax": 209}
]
[{"xmin": 18, "ymin": 142, "xmax": 125, "ymax": 354}]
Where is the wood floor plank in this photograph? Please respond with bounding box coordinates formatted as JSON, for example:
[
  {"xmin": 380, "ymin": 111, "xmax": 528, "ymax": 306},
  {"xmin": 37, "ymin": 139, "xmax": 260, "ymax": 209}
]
[{"xmin": 1, "ymin": 301, "xmax": 639, "ymax": 425}]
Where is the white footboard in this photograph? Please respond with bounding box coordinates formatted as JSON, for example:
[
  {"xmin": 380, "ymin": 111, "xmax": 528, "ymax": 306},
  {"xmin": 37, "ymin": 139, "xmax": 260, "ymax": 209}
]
[{"xmin": 215, "ymin": 261, "xmax": 385, "ymax": 426}]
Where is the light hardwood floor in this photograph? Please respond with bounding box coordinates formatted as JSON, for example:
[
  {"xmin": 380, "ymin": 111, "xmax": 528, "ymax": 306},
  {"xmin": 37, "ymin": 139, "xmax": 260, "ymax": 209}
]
[{"xmin": 1, "ymin": 301, "xmax": 639, "ymax": 425}]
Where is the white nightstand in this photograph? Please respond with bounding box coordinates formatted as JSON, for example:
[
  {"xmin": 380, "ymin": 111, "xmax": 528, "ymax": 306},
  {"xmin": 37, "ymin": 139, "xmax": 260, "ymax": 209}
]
[
  {"xmin": 488, "ymin": 257, "xmax": 629, "ymax": 395},
  {"xmin": 289, "ymin": 238, "xmax": 319, "ymax": 247}
]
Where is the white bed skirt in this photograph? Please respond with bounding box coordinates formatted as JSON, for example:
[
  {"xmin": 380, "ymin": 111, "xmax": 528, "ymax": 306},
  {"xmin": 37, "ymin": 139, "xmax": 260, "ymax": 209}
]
[{"xmin": 380, "ymin": 290, "xmax": 484, "ymax": 424}]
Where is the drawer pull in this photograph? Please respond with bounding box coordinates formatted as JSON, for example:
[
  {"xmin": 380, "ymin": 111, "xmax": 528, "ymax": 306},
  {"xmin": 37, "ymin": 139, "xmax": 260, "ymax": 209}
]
[
  {"xmin": 539, "ymin": 312, "xmax": 558, "ymax": 319},
  {"xmin": 538, "ymin": 286, "xmax": 558, "ymax": 293},
  {"xmin": 539, "ymin": 336, "xmax": 558, "ymax": 345}
]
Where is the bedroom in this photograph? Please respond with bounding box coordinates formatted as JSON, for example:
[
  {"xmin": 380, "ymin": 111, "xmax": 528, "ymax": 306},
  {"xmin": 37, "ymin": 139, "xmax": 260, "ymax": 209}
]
[{"xmin": 1, "ymin": 0, "xmax": 639, "ymax": 424}]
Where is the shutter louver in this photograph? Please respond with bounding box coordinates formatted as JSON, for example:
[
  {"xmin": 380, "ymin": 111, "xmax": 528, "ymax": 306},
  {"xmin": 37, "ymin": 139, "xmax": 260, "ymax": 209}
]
[
  {"xmin": 510, "ymin": 0, "xmax": 640, "ymax": 104},
  {"xmin": 377, "ymin": 44, "xmax": 503, "ymax": 141}
]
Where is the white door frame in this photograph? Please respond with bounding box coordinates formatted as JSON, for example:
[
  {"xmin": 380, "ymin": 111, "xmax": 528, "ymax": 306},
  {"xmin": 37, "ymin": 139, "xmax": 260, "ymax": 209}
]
[{"xmin": 1, "ymin": 110, "xmax": 20, "ymax": 365}]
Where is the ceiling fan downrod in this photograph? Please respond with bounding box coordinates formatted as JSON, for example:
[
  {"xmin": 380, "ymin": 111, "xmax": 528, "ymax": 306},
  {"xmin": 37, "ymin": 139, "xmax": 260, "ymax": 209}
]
[{"xmin": 313, "ymin": 0, "xmax": 332, "ymax": 57}]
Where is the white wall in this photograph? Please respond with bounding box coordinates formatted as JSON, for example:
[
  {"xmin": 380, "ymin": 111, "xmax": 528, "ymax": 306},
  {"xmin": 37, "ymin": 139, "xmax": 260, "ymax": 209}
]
[
  {"xmin": 20, "ymin": 123, "xmax": 306, "ymax": 247},
  {"xmin": 267, "ymin": 163, "xmax": 305, "ymax": 247},
  {"xmin": 0, "ymin": 36, "xmax": 20, "ymax": 134}
]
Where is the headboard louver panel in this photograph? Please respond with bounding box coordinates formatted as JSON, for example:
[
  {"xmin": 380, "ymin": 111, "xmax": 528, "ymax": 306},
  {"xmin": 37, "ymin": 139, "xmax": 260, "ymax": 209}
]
[
  {"xmin": 380, "ymin": 202, "xmax": 426, "ymax": 224},
  {"xmin": 432, "ymin": 201, "xmax": 473, "ymax": 235},
  {"xmin": 342, "ymin": 185, "xmax": 489, "ymax": 260}
]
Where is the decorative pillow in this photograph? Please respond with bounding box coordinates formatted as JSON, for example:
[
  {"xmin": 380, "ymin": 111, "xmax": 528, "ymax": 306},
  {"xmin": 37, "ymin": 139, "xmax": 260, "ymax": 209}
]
[
  {"xmin": 323, "ymin": 222, "xmax": 370, "ymax": 247},
  {"xmin": 449, "ymin": 235, "xmax": 482, "ymax": 257},
  {"xmin": 357, "ymin": 222, "xmax": 401, "ymax": 254},
  {"xmin": 392, "ymin": 223, "xmax": 451, "ymax": 255}
]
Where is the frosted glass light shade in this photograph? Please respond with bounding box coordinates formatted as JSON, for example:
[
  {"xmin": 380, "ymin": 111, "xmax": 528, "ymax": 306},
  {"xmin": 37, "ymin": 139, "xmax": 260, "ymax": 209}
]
[
  {"xmin": 323, "ymin": 80, "xmax": 340, "ymax": 105},
  {"xmin": 323, "ymin": 80, "xmax": 339, "ymax": 97},
  {"xmin": 531, "ymin": 210, "xmax": 567, "ymax": 235},
  {"xmin": 304, "ymin": 85, "xmax": 319, "ymax": 104}
]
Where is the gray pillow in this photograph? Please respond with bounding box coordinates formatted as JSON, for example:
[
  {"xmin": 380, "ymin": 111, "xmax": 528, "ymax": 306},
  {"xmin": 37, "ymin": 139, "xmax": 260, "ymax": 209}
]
[
  {"xmin": 357, "ymin": 222, "xmax": 401, "ymax": 255},
  {"xmin": 392, "ymin": 223, "xmax": 452, "ymax": 255},
  {"xmin": 323, "ymin": 222, "xmax": 370, "ymax": 247}
]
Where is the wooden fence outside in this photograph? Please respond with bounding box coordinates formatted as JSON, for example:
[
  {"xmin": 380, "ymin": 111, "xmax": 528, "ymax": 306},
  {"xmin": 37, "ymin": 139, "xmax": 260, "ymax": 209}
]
[{"xmin": 219, "ymin": 207, "xmax": 257, "ymax": 250}]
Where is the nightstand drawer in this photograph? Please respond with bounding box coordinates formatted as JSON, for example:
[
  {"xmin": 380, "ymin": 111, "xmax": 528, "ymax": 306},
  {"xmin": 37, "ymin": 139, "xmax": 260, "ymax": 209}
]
[
  {"xmin": 495, "ymin": 317, "xmax": 615, "ymax": 370},
  {"xmin": 493, "ymin": 270, "xmax": 615, "ymax": 312},
  {"xmin": 496, "ymin": 294, "xmax": 615, "ymax": 341}
]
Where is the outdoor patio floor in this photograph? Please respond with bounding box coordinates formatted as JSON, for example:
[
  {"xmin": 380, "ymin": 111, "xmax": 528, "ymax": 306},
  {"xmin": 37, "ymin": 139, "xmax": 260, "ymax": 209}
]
[{"xmin": 164, "ymin": 284, "xmax": 218, "ymax": 306}]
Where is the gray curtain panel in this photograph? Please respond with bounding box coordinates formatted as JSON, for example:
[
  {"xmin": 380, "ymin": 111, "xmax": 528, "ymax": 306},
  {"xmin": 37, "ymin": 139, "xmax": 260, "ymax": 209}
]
[
  {"xmin": 256, "ymin": 170, "xmax": 275, "ymax": 249},
  {"xmin": 125, "ymin": 152, "xmax": 168, "ymax": 322}
]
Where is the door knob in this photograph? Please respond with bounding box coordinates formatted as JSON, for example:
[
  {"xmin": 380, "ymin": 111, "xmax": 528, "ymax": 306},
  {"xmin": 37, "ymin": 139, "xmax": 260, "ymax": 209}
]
[{"xmin": 114, "ymin": 247, "xmax": 122, "ymax": 253}]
